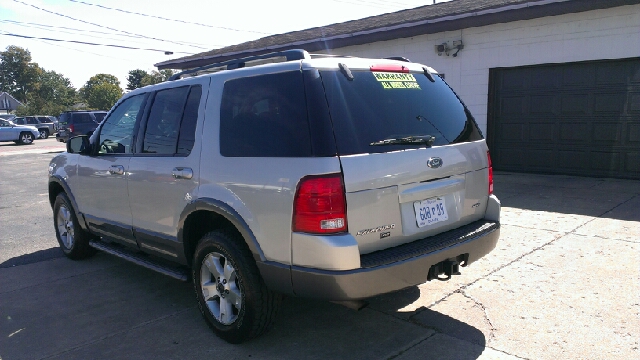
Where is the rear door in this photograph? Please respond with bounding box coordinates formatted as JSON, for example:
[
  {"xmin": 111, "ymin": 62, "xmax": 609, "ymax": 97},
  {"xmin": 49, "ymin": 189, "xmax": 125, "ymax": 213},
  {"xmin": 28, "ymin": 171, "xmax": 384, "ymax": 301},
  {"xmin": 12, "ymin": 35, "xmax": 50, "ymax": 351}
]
[
  {"xmin": 319, "ymin": 66, "xmax": 488, "ymax": 254},
  {"xmin": 127, "ymin": 79, "xmax": 208, "ymax": 259}
]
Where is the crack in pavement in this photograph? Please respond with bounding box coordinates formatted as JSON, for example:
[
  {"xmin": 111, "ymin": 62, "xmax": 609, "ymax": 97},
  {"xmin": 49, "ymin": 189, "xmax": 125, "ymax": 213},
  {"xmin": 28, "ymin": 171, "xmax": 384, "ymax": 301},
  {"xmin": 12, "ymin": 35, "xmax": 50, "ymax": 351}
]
[
  {"xmin": 459, "ymin": 289, "xmax": 496, "ymax": 342},
  {"xmin": 385, "ymin": 331, "xmax": 438, "ymax": 360}
]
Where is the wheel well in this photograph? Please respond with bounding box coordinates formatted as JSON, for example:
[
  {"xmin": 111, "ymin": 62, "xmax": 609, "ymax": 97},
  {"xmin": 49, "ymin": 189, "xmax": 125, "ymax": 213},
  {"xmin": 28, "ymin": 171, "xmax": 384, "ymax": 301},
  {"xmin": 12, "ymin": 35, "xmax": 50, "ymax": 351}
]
[
  {"xmin": 49, "ymin": 182, "xmax": 65, "ymax": 209},
  {"xmin": 182, "ymin": 210, "xmax": 242, "ymax": 266}
]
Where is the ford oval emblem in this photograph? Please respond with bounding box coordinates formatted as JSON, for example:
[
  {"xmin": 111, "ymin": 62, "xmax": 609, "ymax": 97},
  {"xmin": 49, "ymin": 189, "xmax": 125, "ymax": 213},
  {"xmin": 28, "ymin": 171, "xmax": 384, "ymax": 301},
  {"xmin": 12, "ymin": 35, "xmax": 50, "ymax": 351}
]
[{"xmin": 427, "ymin": 157, "xmax": 443, "ymax": 168}]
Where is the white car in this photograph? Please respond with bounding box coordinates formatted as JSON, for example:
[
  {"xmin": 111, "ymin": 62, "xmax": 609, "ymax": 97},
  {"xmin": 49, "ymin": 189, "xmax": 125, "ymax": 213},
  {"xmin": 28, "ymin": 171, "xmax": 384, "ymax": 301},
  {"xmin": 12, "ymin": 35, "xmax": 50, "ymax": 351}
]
[{"xmin": 0, "ymin": 119, "xmax": 40, "ymax": 145}]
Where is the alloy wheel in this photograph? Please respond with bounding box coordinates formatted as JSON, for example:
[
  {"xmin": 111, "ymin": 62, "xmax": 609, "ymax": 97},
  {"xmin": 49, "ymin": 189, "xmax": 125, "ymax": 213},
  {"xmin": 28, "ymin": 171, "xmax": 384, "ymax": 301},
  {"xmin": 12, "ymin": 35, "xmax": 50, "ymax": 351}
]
[{"xmin": 200, "ymin": 252, "xmax": 242, "ymax": 325}]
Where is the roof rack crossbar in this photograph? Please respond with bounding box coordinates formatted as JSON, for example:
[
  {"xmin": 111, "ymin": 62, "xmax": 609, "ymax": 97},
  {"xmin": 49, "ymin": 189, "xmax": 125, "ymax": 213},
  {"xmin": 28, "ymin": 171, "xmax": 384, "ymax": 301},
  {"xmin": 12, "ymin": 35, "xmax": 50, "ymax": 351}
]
[{"xmin": 169, "ymin": 49, "xmax": 310, "ymax": 81}]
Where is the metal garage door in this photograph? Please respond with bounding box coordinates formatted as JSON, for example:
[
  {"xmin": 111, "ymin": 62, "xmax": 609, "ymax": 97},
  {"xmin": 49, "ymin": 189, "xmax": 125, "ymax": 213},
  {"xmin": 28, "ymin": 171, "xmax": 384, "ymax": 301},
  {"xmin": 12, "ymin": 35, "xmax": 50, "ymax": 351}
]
[{"xmin": 487, "ymin": 58, "xmax": 640, "ymax": 179}]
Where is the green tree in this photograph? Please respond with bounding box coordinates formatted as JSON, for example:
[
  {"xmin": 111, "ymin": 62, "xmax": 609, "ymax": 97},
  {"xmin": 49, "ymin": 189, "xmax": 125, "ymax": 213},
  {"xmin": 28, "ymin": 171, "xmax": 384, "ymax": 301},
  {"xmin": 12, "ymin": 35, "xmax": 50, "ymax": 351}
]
[
  {"xmin": 80, "ymin": 74, "xmax": 123, "ymax": 110},
  {"xmin": 0, "ymin": 45, "xmax": 42, "ymax": 103},
  {"xmin": 126, "ymin": 69, "xmax": 148, "ymax": 90},
  {"xmin": 15, "ymin": 70, "xmax": 76, "ymax": 116},
  {"xmin": 140, "ymin": 69, "xmax": 175, "ymax": 87}
]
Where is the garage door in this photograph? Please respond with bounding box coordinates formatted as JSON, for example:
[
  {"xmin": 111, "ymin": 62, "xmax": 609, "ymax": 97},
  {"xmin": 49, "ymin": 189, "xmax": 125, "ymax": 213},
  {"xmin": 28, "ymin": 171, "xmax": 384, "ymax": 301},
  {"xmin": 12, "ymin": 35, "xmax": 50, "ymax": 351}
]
[{"xmin": 487, "ymin": 58, "xmax": 640, "ymax": 179}]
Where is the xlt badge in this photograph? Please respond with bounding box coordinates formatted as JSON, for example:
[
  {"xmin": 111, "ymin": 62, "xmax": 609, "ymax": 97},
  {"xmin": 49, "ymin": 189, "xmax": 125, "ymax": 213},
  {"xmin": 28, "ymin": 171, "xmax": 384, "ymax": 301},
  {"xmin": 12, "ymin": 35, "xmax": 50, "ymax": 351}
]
[{"xmin": 356, "ymin": 224, "xmax": 396, "ymax": 236}]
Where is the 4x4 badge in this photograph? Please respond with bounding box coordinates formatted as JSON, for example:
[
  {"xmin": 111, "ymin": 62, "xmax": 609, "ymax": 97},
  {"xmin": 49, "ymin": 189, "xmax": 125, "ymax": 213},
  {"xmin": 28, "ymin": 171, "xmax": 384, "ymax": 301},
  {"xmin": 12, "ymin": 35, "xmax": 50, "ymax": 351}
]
[{"xmin": 427, "ymin": 157, "xmax": 443, "ymax": 168}]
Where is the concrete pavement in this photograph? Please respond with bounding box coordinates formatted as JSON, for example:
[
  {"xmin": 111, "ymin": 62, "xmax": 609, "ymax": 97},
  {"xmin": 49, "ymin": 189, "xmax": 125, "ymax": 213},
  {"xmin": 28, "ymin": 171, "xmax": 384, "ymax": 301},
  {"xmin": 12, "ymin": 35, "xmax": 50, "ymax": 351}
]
[{"xmin": 0, "ymin": 155, "xmax": 638, "ymax": 359}]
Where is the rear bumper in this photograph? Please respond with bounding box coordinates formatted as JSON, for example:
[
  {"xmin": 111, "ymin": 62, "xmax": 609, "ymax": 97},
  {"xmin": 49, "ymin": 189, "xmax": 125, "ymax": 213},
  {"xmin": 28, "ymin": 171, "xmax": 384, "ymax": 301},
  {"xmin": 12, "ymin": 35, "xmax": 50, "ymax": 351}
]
[{"xmin": 258, "ymin": 219, "xmax": 500, "ymax": 301}]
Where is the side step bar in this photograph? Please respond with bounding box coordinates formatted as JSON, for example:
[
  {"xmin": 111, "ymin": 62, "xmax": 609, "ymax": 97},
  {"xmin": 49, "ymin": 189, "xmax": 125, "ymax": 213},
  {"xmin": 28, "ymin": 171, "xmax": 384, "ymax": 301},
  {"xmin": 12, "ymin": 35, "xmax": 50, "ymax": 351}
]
[{"xmin": 89, "ymin": 240, "xmax": 189, "ymax": 281}]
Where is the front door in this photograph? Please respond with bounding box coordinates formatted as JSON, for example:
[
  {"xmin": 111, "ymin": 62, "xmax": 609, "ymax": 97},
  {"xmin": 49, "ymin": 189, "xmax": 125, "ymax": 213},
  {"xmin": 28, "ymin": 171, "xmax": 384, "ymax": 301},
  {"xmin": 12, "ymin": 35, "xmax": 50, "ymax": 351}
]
[{"xmin": 75, "ymin": 94, "xmax": 147, "ymax": 246}]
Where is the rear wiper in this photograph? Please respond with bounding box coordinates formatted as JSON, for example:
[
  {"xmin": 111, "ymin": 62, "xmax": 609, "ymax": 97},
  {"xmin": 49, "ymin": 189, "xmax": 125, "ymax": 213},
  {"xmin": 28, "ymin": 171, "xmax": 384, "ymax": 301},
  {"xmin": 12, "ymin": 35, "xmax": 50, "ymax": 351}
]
[{"xmin": 370, "ymin": 135, "xmax": 435, "ymax": 146}]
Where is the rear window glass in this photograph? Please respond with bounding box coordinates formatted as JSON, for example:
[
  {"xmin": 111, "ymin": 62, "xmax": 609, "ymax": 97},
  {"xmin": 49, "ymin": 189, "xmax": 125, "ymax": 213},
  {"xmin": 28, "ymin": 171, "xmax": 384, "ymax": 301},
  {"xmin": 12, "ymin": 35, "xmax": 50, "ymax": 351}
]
[
  {"xmin": 59, "ymin": 113, "xmax": 69, "ymax": 124},
  {"xmin": 319, "ymin": 70, "xmax": 482, "ymax": 155},
  {"xmin": 93, "ymin": 113, "xmax": 106, "ymax": 123},
  {"xmin": 143, "ymin": 86, "xmax": 189, "ymax": 154},
  {"xmin": 219, "ymin": 71, "xmax": 312, "ymax": 157}
]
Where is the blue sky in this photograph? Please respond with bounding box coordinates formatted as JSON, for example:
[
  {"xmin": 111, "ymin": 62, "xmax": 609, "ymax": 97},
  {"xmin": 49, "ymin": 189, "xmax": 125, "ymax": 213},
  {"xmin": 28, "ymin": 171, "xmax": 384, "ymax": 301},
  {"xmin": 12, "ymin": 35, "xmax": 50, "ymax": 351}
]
[{"xmin": 0, "ymin": 0, "xmax": 452, "ymax": 89}]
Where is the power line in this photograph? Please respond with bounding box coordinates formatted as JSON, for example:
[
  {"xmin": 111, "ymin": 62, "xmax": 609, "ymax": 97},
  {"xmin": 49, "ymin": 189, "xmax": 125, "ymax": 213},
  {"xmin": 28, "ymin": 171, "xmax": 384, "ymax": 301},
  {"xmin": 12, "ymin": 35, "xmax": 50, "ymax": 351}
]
[
  {"xmin": 0, "ymin": 19, "xmax": 223, "ymax": 48},
  {"xmin": 0, "ymin": 31, "xmax": 195, "ymax": 55},
  {"xmin": 10, "ymin": 0, "xmax": 208, "ymax": 50},
  {"xmin": 67, "ymin": 0, "xmax": 271, "ymax": 35}
]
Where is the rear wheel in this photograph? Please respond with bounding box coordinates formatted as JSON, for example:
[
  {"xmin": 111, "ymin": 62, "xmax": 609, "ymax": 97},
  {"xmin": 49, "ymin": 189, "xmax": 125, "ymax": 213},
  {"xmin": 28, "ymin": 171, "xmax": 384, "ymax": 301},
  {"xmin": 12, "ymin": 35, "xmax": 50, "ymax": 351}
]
[
  {"xmin": 193, "ymin": 230, "xmax": 281, "ymax": 343},
  {"xmin": 39, "ymin": 129, "xmax": 49, "ymax": 139},
  {"xmin": 53, "ymin": 193, "xmax": 96, "ymax": 260},
  {"xmin": 17, "ymin": 132, "xmax": 35, "ymax": 145}
]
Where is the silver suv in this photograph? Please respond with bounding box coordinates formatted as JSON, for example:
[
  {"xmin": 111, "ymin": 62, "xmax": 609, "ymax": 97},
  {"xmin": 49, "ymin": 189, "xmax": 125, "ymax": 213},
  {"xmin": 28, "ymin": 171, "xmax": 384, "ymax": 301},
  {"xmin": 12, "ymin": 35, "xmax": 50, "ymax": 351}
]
[{"xmin": 48, "ymin": 50, "xmax": 500, "ymax": 343}]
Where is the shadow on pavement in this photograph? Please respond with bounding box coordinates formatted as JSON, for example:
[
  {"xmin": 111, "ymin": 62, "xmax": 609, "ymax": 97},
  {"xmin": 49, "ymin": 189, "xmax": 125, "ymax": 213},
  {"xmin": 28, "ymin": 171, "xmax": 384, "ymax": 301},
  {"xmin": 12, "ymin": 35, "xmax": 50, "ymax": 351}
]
[
  {"xmin": 494, "ymin": 172, "xmax": 640, "ymax": 221},
  {"xmin": 0, "ymin": 247, "xmax": 63, "ymax": 268}
]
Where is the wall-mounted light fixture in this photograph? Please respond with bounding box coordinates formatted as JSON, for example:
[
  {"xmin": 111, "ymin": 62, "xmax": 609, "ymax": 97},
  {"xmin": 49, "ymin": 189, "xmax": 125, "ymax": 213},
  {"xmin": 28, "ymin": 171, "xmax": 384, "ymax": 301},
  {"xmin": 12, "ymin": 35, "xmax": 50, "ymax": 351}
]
[{"xmin": 434, "ymin": 40, "xmax": 464, "ymax": 57}]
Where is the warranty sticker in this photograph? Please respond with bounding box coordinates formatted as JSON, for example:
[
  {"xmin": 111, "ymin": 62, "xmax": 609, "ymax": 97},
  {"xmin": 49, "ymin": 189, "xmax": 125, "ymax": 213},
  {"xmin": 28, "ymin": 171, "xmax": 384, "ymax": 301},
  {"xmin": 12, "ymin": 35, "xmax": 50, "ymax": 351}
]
[{"xmin": 373, "ymin": 72, "xmax": 421, "ymax": 90}]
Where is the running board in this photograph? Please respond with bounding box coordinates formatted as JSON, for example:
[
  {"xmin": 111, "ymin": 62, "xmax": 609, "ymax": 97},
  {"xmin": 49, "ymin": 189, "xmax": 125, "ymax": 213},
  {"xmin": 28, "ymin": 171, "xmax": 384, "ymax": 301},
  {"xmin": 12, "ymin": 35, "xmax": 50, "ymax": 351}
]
[{"xmin": 89, "ymin": 240, "xmax": 189, "ymax": 281}]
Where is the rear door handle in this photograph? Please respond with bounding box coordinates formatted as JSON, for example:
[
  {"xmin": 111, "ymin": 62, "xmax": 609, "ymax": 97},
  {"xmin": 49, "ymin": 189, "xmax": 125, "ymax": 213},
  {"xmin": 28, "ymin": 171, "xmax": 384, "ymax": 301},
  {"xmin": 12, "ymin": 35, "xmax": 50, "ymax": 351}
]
[
  {"xmin": 108, "ymin": 165, "xmax": 125, "ymax": 175},
  {"xmin": 172, "ymin": 167, "xmax": 193, "ymax": 180}
]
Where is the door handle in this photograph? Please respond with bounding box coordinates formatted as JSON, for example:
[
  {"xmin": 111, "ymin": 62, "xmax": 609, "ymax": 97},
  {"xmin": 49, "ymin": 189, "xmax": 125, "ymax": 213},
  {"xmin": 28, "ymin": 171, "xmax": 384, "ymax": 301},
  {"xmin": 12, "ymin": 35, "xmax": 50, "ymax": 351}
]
[
  {"xmin": 172, "ymin": 167, "xmax": 193, "ymax": 180},
  {"xmin": 108, "ymin": 165, "xmax": 125, "ymax": 175}
]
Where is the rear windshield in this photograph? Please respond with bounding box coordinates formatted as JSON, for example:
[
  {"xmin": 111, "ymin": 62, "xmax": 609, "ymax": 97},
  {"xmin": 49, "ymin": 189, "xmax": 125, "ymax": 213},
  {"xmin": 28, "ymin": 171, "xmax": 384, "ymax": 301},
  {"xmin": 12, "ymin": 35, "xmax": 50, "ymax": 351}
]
[
  {"xmin": 93, "ymin": 113, "xmax": 107, "ymax": 123},
  {"xmin": 319, "ymin": 70, "xmax": 482, "ymax": 155}
]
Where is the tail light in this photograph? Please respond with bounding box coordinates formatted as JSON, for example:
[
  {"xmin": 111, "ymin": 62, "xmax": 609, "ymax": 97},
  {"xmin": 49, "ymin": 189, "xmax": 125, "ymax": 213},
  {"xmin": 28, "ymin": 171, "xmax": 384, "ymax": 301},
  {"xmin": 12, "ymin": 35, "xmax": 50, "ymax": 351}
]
[
  {"xmin": 487, "ymin": 151, "xmax": 494, "ymax": 195},
  {"xmin": 68, "ymin": 124, "xmax": 74, "ymax": 134},
  {"xmin": 293, "ymin": 173, "xmax": 347, "ymax": 234}
]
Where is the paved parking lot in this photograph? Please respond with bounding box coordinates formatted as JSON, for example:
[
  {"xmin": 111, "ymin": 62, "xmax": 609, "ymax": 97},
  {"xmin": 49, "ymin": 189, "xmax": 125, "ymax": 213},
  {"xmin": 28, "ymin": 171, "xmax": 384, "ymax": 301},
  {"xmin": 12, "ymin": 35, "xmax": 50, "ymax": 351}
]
[{"xmin": 0, "ymin": 148, "xmax": 638, "ymax": 360}]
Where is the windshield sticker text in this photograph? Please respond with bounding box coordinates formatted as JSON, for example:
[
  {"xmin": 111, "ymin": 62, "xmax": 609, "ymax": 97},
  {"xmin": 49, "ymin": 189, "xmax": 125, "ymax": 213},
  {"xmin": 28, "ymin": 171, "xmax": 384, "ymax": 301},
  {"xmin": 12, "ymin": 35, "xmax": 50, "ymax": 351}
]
[{"xmin": 373, "ymin": 72, "xmax": 421, "ymax": 90}]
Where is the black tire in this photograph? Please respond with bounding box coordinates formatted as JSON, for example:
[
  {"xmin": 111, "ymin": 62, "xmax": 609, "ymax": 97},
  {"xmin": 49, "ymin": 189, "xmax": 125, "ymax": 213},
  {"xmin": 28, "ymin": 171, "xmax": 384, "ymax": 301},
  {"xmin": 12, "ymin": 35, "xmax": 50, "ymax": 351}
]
[
  {"xmin": 53, "ymin": 192, "xmax": 96, "ymax": 260},
  {"xmin": 39, "ymin": 129, "xmax": 49, "ymax": 139},
  {"xmin": 193, "ymin": 230, "xmax": 282, "ymax": 343},
  {"xmin": 17, "ymin": 132, "xmax": 35, "ymax": 145}
]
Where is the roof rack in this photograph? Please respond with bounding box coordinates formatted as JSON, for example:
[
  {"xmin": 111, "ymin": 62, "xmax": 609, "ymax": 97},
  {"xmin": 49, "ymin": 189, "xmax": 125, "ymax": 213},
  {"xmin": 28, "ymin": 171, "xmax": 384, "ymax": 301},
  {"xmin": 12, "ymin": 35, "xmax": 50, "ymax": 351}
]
[
  {"xmin": 385, "ymin": 56, "xmax": 411, "ymax": 62},
  {"xmin": 169, "ymin": 49, "xmax": 310, "ymax": 81}
]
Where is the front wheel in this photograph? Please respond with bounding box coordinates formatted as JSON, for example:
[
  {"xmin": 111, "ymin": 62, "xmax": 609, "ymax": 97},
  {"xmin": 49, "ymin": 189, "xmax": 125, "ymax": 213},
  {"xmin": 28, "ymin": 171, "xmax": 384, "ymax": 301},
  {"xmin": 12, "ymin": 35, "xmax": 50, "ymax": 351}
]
[
  {"xmin": 193, "ymin": 230, "xmax": 282, "ymax": 343},
  {"xmin": 17, "ymin": 132, "xmax": 35, "ymax": 145},
  {"xmin": 53, "ymin": 193, "xmax": 96, "ymax": 260}
]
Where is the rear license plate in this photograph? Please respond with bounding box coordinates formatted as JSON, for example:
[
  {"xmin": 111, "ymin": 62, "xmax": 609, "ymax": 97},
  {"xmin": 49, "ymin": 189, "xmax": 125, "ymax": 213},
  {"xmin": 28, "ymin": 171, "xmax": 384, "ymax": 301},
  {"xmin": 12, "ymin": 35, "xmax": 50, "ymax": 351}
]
[{"xmin": 414, "ymin": 197, "xmax": 448, "ymax": 228}]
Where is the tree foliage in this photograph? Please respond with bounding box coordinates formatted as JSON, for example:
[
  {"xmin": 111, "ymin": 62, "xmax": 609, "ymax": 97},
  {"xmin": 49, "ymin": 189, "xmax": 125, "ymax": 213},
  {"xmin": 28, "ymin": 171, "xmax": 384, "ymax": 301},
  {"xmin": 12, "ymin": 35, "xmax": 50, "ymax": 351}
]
[
  {"xmin": 80, "ymin": 74, "xmax": 123, "ymax": 110},
  {"xmin": 15, "ymin": 70, "xmax": 77, "ymax": 116},
  {"xmin": 0, "ymin": 45, "xmax": 42, "ymax": 103},
  {"xmin": 126, "ymin": 69, "xmax": 148, "ymax": 90}
]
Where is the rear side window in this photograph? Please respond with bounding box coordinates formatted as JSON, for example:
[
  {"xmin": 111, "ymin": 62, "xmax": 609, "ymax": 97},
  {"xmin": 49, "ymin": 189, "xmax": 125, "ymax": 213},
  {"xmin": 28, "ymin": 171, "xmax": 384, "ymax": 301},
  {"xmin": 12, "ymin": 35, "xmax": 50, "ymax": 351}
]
[
  {"xmin": 37, "ymin": 116, "xmax": 52, "ymax": 123},
  {"xmin": 139, "ymin": 85, "xmax": 200, "ymax": 156},
  {"xmin": 26, "ymin": 117, "xmax": 39, "ymax": 125},
  {"xmin": 72, "ymin": 113, "xmax": 95, "ymax": 124},
  {"xmin": 219, "ymin": 71, "xmax": 312, "ymax": 157},
  {"xmin": 320, "ymin": 70, "xmax": 483, "ymax": 155},
  {"xmin": 177, "ymin": 86, "xmax": 202, "ymax": 156}
]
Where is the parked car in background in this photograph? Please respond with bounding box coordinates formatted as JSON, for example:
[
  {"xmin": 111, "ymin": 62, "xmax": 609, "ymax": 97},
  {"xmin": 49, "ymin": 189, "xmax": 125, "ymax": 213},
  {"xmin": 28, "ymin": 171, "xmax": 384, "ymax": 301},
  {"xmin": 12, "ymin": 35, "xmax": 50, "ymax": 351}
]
[
  {"xmin": 35, "ymin": 115, "xmax": 58, "ymax": 132},
  {"xmin": 0, "ymin": 114, "xmax": 16, "ymax": 122},
  {"xmin": 55, "ymin": 110, "xmax": 107, "ymax": 143},
  {"xmin": 0, "ymin": 119, "xmax": 39, "ymax": 144},
  {"xmin": 12, "ymin": 116, "xmax": 56, "ymax": 139}
]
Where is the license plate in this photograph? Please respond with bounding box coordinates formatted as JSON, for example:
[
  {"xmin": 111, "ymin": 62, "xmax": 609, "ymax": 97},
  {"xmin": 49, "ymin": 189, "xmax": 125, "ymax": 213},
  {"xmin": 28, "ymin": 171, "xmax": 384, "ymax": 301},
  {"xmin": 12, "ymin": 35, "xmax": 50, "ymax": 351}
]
[{"xmin": 414, "ymin": 197, "xmax": 448, "ymax": 228}]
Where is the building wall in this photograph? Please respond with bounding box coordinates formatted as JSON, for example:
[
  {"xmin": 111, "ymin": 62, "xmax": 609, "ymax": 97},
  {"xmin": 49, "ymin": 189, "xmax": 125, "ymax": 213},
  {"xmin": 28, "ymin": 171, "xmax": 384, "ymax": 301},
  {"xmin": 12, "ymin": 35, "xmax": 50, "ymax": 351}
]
[{"xmin": 330, "ymin": 4, "xmax": 640, "ymax": 135}]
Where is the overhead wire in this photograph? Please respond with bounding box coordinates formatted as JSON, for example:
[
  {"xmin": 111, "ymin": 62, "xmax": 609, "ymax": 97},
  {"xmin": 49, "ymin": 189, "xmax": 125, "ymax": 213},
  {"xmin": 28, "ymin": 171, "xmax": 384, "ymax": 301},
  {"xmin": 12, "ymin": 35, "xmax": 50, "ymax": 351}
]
[
  {"xmin": 0, "ymin": 31, "xmax": 196, "ymax": 55},
  {"xmin": 67, "ymin": 0, "xmax": 271, "ymax": 35},
  {"xmin": 0, "ymin": 19, "xmax": 224, "ymax": 48},
  {"xmin": 10, "ymin": 0, "xmax": 209, "ymax": 50}
]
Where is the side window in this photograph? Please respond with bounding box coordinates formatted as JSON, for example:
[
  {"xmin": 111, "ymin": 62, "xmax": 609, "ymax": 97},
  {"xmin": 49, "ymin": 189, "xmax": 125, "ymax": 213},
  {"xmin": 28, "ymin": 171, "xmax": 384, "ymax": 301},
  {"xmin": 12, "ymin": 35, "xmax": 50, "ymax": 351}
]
[
  {"xmin": 26, "ymin": 117, "xmax": 38, "ymax": 125},
  {"xmin": 219, "ymin": 71, "xmax": 312, "ymax": 157},
  {"xmin": 73, "ymin": 113, "xmax": 94, "ymax": 124},
  {"xmin": 142, "ymin": 86, "xmax": 189, "ymax": 154},
  {"xmin": 176, "ymin": 86, "xmax": 202, "ymax": 156},
  {"xmin": 98, "ymin": 95, "xmax": 146, "ymax": 154}
]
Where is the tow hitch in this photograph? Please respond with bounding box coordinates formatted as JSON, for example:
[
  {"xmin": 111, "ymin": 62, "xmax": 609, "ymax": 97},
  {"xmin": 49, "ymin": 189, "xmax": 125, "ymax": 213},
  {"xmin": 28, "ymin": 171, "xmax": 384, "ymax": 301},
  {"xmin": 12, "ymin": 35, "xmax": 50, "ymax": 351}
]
[{"xmin": 427, "ymin": 254, "xmax": 468, "ymax": 281}]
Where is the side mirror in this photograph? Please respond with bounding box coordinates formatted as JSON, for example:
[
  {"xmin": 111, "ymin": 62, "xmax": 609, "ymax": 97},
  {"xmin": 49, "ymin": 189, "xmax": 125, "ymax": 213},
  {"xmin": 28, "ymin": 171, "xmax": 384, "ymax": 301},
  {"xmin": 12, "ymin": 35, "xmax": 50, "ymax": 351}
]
[{"xmin": 67, "ymin": 135, "xmax": 91, "ymax": 154}]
